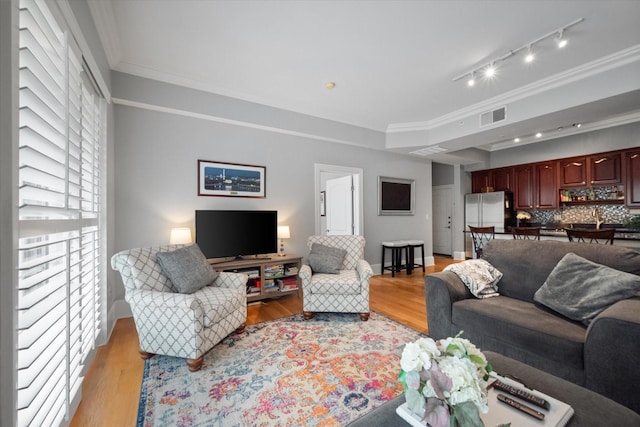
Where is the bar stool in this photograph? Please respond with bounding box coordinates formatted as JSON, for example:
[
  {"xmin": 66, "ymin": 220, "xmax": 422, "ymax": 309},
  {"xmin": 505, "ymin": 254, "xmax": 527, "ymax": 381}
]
[
  {"xmin": 381, "ymin": 241, "xmax": 409, "ymax": 277},
  {"xmin": 406, "ymin": 240, "xmax": 425, "ymax": 274}
]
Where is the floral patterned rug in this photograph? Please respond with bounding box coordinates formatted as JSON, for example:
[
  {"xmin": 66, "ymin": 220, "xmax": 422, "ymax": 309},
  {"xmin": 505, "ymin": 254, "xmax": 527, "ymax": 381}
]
[{"xmin": 137, "ymin": 312, "xmax": 424, "ymax": 426}]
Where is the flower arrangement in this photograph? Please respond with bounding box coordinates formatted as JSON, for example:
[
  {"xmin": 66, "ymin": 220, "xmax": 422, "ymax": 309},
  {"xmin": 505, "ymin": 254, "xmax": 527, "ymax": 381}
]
[
  {"xmin": 516, "ymin": 211, "xmax": 531, "ymax": 221},
  {"xmin": 399, "ymin": 332, "xmax": 492, "ymax": 427}
]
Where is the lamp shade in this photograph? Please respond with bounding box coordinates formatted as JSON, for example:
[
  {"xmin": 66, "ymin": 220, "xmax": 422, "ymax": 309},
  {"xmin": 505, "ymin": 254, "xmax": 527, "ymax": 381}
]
[
  {"xmin": 169, "ymin": 227, "xmax": 192, "ymax": 244},
  {"xmin": 277, "ymin": 225, "xmax": 290, "ymax": 239}
]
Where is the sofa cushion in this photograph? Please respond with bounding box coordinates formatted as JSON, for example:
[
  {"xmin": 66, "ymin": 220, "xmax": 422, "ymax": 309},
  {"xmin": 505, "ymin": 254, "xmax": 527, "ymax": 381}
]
[
  {"xmin": 156, "ymin": 244, "xmax": 219, "ymax": 294},
  {"xmin": 443, "ymin": 259, "xmax": 502, "ymax": 298},
  {"xmin": 482, "ymin": 240, "xmax": 640, "ymax": 302},
  {"xmin": 452, "ymin": 296, "xmax": 586, "ymax": 371},
  {"xmin": 307, "ymin": 270, "xmax": 360, "ymax": 294},
  {"xmin": 306, "ymin": 243, "xmax": 347, "ymax": 274},
  {"xmin": 534, "ymin": 253, "xmax": 640, "ymax": 324}
]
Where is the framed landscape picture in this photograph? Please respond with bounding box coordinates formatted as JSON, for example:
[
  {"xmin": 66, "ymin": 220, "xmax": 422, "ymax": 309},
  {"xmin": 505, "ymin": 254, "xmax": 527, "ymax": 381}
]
[
  {"xmin": 198, "ymin": 160, "xmax": 266, "ymax": 198},
  {"xmin": 378, "ymin": 176, "xmax": 415, "ymax": 215}
]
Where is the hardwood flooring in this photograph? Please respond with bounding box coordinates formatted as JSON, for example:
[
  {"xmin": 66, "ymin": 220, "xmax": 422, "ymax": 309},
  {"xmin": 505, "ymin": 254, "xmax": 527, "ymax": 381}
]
[{"xmin": 70, "ymin": 256, "xmax": 459, "ymax": 426}]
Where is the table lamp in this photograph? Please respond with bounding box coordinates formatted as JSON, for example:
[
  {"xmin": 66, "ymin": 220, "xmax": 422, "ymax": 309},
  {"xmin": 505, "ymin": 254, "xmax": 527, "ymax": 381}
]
[
  {"xmin": 169, "ymin": 227, "xmax": 192, "ymax": 245},
  {"xmin": 277, "ymin": 225, "xmax": 290, "ymax": 256}
]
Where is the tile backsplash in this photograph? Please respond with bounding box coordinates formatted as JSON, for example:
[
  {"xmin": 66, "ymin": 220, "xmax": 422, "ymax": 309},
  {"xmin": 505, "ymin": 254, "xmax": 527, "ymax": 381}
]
[{"xmin": 529, "ymin": 204, "xmax": 636, "ymax": 226}]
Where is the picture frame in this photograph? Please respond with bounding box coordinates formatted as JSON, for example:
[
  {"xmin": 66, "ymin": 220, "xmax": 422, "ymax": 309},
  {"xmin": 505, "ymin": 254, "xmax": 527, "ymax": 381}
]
[
  {"xmin": 378, "ymin": 176, "xmax": 415, "ymax": 215},
  {"xmin": 320, "ymin": 191, "xmax": 326, "ymax": 216},
  {"xmin": 198, "ymin": 160, "xmax": 266, "ymax": 198}
]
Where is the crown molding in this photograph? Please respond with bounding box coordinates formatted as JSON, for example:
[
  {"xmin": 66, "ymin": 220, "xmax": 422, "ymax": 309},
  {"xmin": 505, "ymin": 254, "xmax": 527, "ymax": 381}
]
[
  {"xmin": 111, "ymin": 98, "xmax": 379, "ymax": 150},
  {"xmin": 86, "ymin": 0, "xmax": 122, "ymax": 68},
  {"xmin": 387, "ymin": 44, "xmax": 640, "ymax": 134}
]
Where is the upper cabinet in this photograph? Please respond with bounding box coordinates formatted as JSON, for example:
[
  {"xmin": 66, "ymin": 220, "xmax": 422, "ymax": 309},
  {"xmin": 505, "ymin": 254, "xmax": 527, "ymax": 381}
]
[
  {"xmin": 513, "ymin": 162, "xmax": 558, "ymax": 210},
  {"xmin": 471, "ymin": 170, "xmax": 491, "ymax": 194},
  {"xmin": 559, "ymin": 157, "xmax": 587, "ymax": 187},
  {"xmin": 471, "ymin": 167, "xmax": 513, "ymax": 193},
  {"xmin": 589, "ymin": 152, "xmax": 621, "ymax": 185},
  {"xmin": 626, "ymin": 149, "xmax": 640, "ymax": 207},
  {"xmin": 491, "ymin": 167, "xmax": 513, "ymax": 192}
]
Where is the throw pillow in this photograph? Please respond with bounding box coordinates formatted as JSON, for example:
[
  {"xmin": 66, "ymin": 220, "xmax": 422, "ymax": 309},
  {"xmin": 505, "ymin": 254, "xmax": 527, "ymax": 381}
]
[
  {"xmin": 534, "ymin": 252, "xmax": 640, "ymax": 325},
  {"xmin": 156, "ymin": 244, "xmax": 219, "ymax": 294},
  {"xmin": 306, "ymin": 243, "xmax": 347, "ymax": 274},
  {"xmin": 443, "ymin": 259, "xmax": 502, "ymax": 298}
]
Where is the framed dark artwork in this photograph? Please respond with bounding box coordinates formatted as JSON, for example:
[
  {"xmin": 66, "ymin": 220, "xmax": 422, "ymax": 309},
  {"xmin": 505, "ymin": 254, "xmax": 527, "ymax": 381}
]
[
  {"xmin": 320, "ymin": 191, "xmax": 326, "ymax": 216},
  {"xmin": 198, "ymin": 160, "xmax": 266, "ymax": 198},
  {"xmin": 378, "ymin": 176, "xmax": 415, "ymax": 215}
]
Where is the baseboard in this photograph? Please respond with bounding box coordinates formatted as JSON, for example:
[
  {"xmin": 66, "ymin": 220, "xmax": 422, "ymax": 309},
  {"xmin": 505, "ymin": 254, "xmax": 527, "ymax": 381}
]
[{"xmin": 453, "ymin": 251, "xmax": 466, "ymax": 260}]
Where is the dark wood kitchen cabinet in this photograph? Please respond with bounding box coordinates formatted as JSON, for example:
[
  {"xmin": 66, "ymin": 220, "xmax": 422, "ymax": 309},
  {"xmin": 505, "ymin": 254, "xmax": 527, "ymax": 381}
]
[
  {"xmin": 589, "ymin": 152, "xmax": 621, "ymax": 185},
  {"xmin": 559, "ymin": 157, "xmax": 587, "ymax": 187},
  {"xmin": 626, "ymin": 149, "xmax": 640, "ymax": 207},
  {"xmin": 491, "ymin": 167, "xmax": 513, "ymax": 192},
  {"xmin": 514, "ymin": 162, "xmax": 557, "ymax": 209},
  {"xmin": 471, "ymin": 170, "xmax": 491, "ymax": 194}
]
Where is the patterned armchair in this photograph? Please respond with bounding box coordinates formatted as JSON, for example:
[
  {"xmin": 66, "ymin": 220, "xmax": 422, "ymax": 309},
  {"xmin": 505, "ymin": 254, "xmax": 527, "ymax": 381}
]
[
  {"xmin": 299, "ymin": 235, "xmax": 373, "ymax": 321},
  {"xmin": 111, "ymin": 245, "xmax": 248, "ymax": 371}
]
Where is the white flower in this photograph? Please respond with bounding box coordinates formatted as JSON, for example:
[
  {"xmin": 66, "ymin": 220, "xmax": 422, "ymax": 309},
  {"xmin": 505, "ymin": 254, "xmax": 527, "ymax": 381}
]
[{"xmin": 401, "ymin": 341, "xmax": 425, "ymax": 372}]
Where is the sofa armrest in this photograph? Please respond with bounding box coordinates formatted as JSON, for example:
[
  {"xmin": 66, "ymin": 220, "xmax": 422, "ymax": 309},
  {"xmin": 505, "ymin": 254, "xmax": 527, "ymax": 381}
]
[
  {"xmin": 211, "ymin": 271, "xmax": 248, "ymax": 289},
  {"xmin": 356, "ymin": 259, "xmax": 373, "ymax": 286},
  {"xmin": 299, "ymin": 264, "xmax": 312, "ymax": 288},
  {"xmin": 424, "ymin": 271, "xmax": 473, "ymax": 339},
  {"xmin": 584, "ymin": 297, "xmax": 640, "ymax": 413}
]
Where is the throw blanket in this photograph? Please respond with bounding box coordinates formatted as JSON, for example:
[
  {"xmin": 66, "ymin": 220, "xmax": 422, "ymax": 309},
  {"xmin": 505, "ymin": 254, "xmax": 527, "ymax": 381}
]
[{"xmin": 444, "ymin": 259, "xmax": 502, "ymax": 298}]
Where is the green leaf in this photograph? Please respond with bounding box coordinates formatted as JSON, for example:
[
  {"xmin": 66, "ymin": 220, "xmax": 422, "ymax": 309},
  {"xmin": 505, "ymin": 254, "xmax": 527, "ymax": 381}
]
[
  {"xmin": 450, "ymin": 402, "xmax": 484, "ymax": 427},
  {"xmin": 398, "ymin": 369, "xmax": 407, "ymax": 387},
  {"xmin": 469, "ymin": 354, "xmax": 485, "ymax": 365}
]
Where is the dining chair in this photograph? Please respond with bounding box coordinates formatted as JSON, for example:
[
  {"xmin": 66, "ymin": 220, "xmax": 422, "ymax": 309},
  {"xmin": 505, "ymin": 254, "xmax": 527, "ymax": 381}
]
[
  {"xmin": 565, "ymin": 228, "xmax": 615, "ymax": 245},
  {"xmin": 512, "ymin": 227, "xmax": 541, "ymax": 240},
  {"xmin": 468, "ymin": 226, "xmax": 495, "ymax": 258}
]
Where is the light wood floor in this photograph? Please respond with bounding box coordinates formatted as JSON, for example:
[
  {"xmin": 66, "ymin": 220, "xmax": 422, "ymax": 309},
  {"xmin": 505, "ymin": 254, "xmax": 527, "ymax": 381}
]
[{"xmin": 70, "ymin": 257, "xmax": 459, "ymax": 426}]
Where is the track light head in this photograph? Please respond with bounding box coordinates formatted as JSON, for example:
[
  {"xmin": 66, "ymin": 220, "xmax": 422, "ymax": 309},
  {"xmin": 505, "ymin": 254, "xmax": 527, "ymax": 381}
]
[
  {"xmin": 485, "ymin": 63, "xmax": 496, "ymax": 78},
  {"xmin": 555, "ymin": 30, "xmax": 568, "ymax": 48},
  {"xmin": 467, "ymin": 72, "xmax": 476, "ymax": 87},
  {"xmin": 524, "ymin": 45, "xmax": 535, "ymax": 63}
]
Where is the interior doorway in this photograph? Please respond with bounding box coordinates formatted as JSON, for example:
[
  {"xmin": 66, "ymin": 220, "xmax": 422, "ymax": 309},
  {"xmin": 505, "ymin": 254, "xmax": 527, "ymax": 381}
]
[
  {"xmin": 432, "ymin": 185, "xmax": 453, "ymax": 256},
  {"xmin": 314, "ymin": 164, "xmax": 363, "ymax": 236}
]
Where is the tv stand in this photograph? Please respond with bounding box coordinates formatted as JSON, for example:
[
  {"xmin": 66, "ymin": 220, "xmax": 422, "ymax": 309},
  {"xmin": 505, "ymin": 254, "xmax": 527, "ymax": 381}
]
[
  {"xmin": 233, "ymin": 255, "xmax": 271, "ymax": 261},
  {"xmin": 211, "ymin": 255, "xmax": 302, "ymax": 303}
]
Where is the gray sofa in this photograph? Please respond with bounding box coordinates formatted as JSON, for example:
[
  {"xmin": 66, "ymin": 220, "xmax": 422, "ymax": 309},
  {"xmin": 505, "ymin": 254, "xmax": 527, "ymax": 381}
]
[{"xmin": 426, "ymin": 239, "xmax": 640, "ymax": 414}]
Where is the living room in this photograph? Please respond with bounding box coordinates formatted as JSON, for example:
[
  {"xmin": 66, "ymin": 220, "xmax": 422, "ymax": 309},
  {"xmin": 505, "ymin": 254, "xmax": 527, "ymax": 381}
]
[{"xmin": 1, "ymin": 1, "xmax": 640, "ymax": 426}]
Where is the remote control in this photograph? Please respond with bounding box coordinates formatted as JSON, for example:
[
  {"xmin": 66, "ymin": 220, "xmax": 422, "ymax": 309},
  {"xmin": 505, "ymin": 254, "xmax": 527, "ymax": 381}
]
[
  {"xmin": 492, "ymin": 379, "xmax": 550, "ymax": 410},
  {"xmin": 497, "ymin": 393, "xmax": 545, "ymax": 421}
]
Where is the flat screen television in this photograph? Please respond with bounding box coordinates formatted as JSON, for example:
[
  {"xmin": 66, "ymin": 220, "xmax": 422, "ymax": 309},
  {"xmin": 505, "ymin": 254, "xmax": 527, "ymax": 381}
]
[{"xmin": 195, "ymin": 210, "xmax": 278, "ymax": 260}]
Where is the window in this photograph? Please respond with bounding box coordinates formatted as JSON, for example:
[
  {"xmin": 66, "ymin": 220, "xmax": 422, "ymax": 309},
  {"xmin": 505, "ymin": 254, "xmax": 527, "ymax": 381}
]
[{"xmin": 17, "ymin": 0, "xmax": 106, "ymax": 425}]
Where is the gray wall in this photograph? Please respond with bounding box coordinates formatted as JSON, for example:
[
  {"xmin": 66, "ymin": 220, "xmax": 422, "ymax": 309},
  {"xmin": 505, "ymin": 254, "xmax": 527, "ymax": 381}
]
[
  {"xmin": 112, "ymin": 74, "xmax": 433, "ymax": 303},
  {"xmin": 432, "ymin": 162, "xmax": 454, "ymax": 186},
  {"xmin": 487, "ymin": 121, "xmax": 640, "ymax": 169}
]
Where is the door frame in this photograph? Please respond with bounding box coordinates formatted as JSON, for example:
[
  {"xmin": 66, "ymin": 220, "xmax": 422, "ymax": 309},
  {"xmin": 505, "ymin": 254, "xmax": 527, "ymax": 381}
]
[{"xmin": 314, "ymin": 164, "xmax": 364, "ymax": 236}]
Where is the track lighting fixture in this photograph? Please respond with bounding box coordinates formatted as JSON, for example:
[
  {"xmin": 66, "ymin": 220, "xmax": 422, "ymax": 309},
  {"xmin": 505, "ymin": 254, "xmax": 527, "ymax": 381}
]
[
  {"xmin": 467, "ymin": 72, "xmax": 475, "ymax": 87},
  {"xmin": 555, "ymin": 30, "xmax": 568, "ymax": 48},
  {"xmin": 524, "ymin": 45, "xmax": 535, "ymax": 63},
  {"xmin": 453, "ymin": 18, "xmax": 584, "ymax": 86}
]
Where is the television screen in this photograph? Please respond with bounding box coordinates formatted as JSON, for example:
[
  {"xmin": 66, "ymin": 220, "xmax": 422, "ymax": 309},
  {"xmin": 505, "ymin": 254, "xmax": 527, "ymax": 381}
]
[{"xmin": 195, "ymin": 210, "xmax": 278, "ymax": 259}]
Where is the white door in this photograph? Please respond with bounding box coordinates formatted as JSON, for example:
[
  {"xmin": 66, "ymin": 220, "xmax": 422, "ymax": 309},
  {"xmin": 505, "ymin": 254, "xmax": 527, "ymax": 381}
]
[
  {"xmin": 326, "ymin": 175, "xmax": 353, "ymax": 235},
  {"xmin": 433, "ymin": 186, "xmax": 453, "ymax": 255}
]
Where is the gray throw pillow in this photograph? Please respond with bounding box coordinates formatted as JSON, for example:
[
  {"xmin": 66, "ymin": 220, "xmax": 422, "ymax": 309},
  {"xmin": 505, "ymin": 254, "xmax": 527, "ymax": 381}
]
[
  {"xmin": 156, "ymin": 244, "xmax": 219, "ymax": 294},
  {"xmin": 534, "ymin": 252, "xmax": 640, "ymax": 324},
  {"xmin": 306, "ymin": 243, "xmax": 347, "ymax": 274}
]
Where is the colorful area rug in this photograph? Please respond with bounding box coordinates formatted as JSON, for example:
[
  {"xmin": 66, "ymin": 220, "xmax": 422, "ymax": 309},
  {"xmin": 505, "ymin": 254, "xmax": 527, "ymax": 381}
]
[{"xmin": 137, "ymin": 312, "xmax": 424, "ymax": 426}]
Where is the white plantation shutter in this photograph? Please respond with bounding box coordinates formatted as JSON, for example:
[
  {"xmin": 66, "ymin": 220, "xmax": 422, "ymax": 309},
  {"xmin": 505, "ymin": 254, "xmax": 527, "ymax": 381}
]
[{"xmin": 17, "ymin": 0, "xmax": 105, "ymax": 425}]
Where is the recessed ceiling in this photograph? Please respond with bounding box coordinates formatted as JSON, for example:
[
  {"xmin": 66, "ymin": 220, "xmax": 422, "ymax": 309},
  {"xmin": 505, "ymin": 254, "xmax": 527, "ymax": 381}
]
[{"xmin": 88, "ymin": 0, "xmax": 640, "ymax": 161}]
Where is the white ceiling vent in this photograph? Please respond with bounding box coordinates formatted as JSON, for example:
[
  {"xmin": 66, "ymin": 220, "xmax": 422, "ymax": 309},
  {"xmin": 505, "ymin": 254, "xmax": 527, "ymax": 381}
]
[{"xmin": 480, "ymin": 106, "xmax": 507, "ymax": 127}]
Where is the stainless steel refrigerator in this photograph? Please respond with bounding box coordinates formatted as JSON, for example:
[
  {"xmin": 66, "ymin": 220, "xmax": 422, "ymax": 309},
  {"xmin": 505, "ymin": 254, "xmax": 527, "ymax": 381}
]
[{"xmin": 464, "ymin": 191, "xmax": 515, "ymax": 258}]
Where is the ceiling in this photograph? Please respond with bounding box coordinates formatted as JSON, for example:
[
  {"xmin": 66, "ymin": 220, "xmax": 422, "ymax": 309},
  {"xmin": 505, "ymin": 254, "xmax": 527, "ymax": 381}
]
[{"xmin": 88, "ymin": 0, "xmax": 640, "ymax": 162}]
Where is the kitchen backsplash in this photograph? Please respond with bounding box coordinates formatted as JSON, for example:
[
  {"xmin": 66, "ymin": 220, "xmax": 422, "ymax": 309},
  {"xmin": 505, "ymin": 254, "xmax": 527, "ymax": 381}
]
[{"xmin": 528, "ymin": 204, "xmax": 635, "ymax": 226}]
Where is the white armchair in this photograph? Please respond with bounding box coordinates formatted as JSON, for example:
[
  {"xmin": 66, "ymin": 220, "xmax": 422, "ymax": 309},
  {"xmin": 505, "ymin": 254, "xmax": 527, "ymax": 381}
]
[
  {"xmin": 111, "ymin": 245, "xmax": 247, "ymax": 371},
  {"xmin": 299, "ymin": 235, "xmax": 373, "ymax": 321}
]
